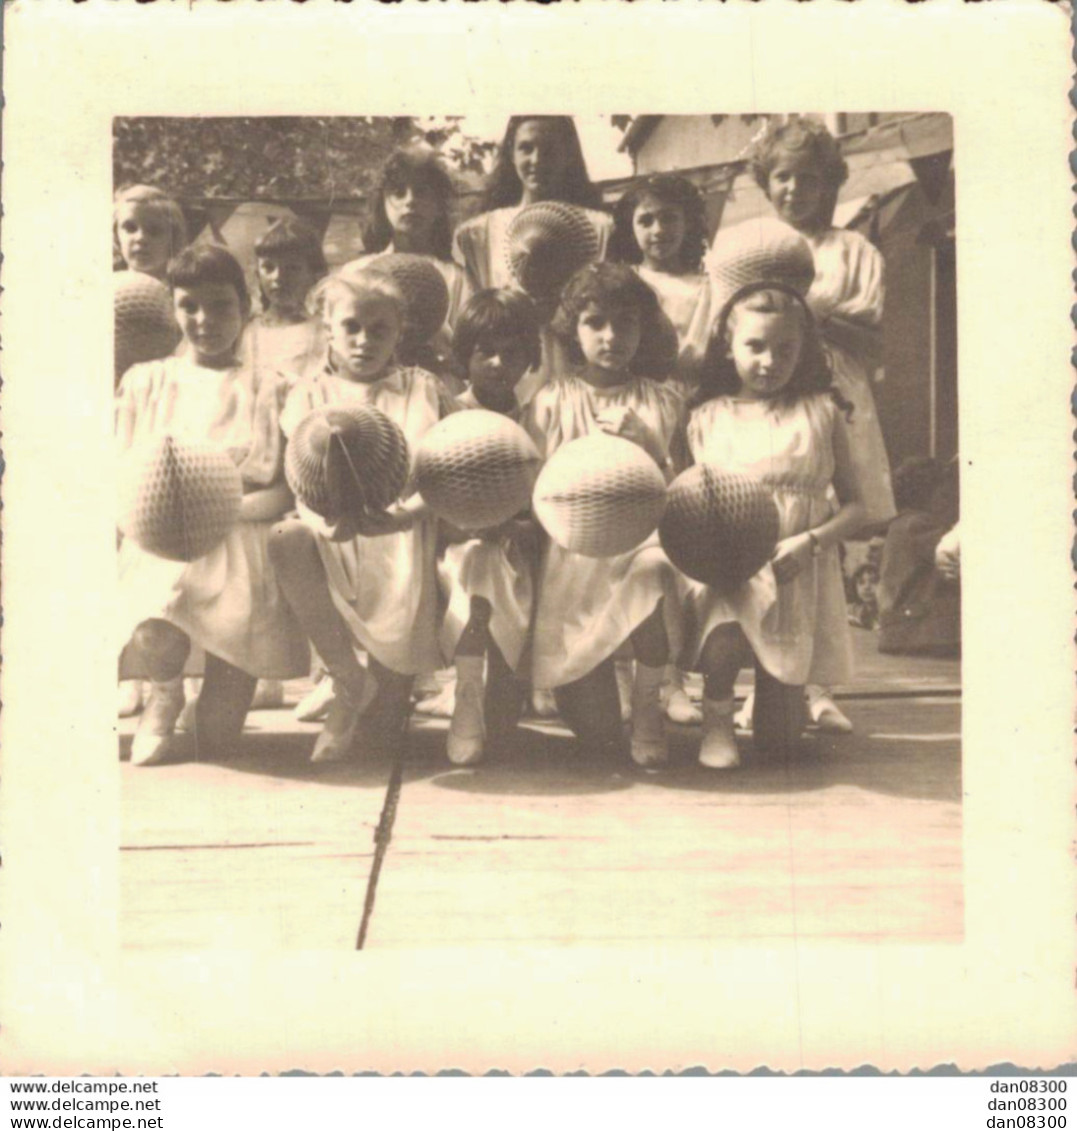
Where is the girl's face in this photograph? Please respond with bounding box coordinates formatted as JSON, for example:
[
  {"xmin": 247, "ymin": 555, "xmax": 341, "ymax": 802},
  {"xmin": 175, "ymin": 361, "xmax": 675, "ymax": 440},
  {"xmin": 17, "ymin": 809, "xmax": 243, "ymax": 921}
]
[
  {"xmin": 116, "ymin": 202, "xmax": 174, "ymax": 278},
  {"xmin": 765, "ymin": 148, "xmax": 826, "ymax": 232},
  {"xmin": 325, "ymin": 292, "xmax": 402, "ymax": 382},
  {"xmin": 576, "ymin": 302, "xmax": 641, "ymax": 385},
  {"xmin": 632, "ymin": 194, "xmax": 687, "ymax": 272},
  {"xmin": 257, "ymin": 252, "xmax": 318, "ymax": 317},
  {"xmin": 856, "ymin": 570, "xmax": 878, "ymax": 603},
  {"xmin": 726, "ymin": 307, "xmax": 804, "ymax": 400},
  {"xmin": 383, "ymin": 179, "xmax": 440, "ymax": 247},
  {"xmin": 467, "ymin": 332, "xmax": 533, "ymax": 412},
  {"xmin": 174, "ymin": 283, "xmax": 245, "ymax": 368},
  {"xmin": 512, "ymin": 120, "xmax": 569, "ymax": 204}
]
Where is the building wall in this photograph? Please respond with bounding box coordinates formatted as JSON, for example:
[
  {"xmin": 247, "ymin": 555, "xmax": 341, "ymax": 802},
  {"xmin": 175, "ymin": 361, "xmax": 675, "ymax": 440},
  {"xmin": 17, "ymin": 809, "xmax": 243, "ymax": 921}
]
[{"xmin": 635, "ymin": 116, "xmax": 763, "ymax": 175}]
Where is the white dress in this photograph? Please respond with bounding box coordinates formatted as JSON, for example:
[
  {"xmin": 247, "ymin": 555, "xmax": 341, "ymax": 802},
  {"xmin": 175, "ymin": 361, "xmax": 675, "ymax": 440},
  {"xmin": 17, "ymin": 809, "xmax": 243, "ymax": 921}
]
[
  {"xmin": 453, "ymin": 206, "xmax": 614, "ymax": 408},
  {"xmin": 280, "ymin": 364, "xmax": 454, "ymax": 676},
  {"xmin": 805, "ymin": 228, "xmax": 895, "ymax": 524},
  {"xmin": 116, "ymin": 355, "xmax": 309, "ymax": 678},
  {"xmin": 635, "ymin": 266, "xmax": 714, "ymax": 387},
  {"xmin": 524, "ymin": 375, "xmax": 686, "ymax": 688},
  {"xmin": 437, "ymin": 388, "xmax": 534, "ymax": 671},
  {"xmin": 241, "ymin": 315, "xmax": 326, "ymax": 387},
  {"xmin": 682, "ymin": 393, "xmax": 857, "ymax": 687}
]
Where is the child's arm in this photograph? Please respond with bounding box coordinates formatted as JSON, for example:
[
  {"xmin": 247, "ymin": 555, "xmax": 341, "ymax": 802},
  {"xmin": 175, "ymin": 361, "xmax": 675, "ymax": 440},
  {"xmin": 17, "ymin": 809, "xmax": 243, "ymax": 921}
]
[
  {"xmin": 770, "ymin": 409, "xmax": 868, "ymax": 586},
  {"xmin": 239, "ymin": 482, "xmax": 295, "ymax": 523}
]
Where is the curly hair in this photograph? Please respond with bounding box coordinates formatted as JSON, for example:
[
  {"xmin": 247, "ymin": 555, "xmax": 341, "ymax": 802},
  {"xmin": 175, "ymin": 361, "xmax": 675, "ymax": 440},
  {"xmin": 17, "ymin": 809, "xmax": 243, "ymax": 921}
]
[
  {"xmin": 749, "ymin": 119, "xmax": 848, "ymax": 230},
  {"xmin": 551, "ymin": 262, "xmax": 677, "ymax": 380},
  {"xmin": 167, "ymin": 243, "xmax": 250, "ymax": 317},
  {"xmin": 694, "ymin": 286, "xmax": 851, "ymax": 416},
  {"xmin": 480, "ymin": 116, "xmax": 604, "ymax": 213},
  {"xmin": 608, "ymin": 173, "xmax": 707, "ymax": 273},
  {"xmin": 113, "ymin": 184, "xmax": 188, "ymax": 273},
  {"xmin": 362, "ymin": 146, "xmax": 456, "ymax": 263},
  {"xmin": 452, "ymin": 288, "xmax": 542, "ymax": 375}
]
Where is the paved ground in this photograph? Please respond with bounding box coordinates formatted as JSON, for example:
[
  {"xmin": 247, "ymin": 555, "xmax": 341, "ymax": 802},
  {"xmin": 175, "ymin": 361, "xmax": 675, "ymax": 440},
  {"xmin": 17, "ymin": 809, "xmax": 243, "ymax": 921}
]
[{"xmin": 119, "ymin": 634, "xmax": 961, "ymax": 950}]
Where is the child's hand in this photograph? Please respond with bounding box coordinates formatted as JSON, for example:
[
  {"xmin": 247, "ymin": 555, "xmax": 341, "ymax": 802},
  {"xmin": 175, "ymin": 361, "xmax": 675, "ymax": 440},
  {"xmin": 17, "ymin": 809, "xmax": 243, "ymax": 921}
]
[
  {"xmin": 595, "ymin": 407, "xmax": 665, "ymax": 466},
  {"xmin": 770, "ymin": 533, "xmax": 814, "ymax": 585}
]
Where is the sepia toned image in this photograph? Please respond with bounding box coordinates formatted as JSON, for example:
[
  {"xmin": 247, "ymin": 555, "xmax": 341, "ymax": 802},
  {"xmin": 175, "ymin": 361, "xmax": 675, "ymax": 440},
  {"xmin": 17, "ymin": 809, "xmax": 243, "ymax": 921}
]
[{"xmin": 114, "ymin": 111, "xmax": 962, "ymax": 952}]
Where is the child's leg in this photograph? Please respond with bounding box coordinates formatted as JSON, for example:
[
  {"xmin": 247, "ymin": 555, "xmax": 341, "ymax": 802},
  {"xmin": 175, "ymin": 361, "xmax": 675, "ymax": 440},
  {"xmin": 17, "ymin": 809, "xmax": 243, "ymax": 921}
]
[
  {"xmin": 753, "ymin": 662, "xmax": 807, "ymax": 755},
  {"xmin": 365, "ymin": 654, "xmax": 414, "ymax": 747},
  {"xmin": 128, "ymin": 619, "xmax": 191, "ymax": 766},
  {"xmin": 628, "ymin": 603, "xmax": 671, "ymax": 768},
  {"xmin": 448, "ymin": 597, "xmax": 491, "ymax": 766},
  {"xmin": 194, "ymin": 652, "xmax": 257, "ymax": 758},
  {"xmin": 697, "ymin": 622, "xmax": 751, "ymax": 769},
  {"xmin": 805, "ymin": 684, "xmax": 853, "ymax": 733},
  {"xmin": 554, "ymin": 659, "xmax": 625, "ymax": 761}
]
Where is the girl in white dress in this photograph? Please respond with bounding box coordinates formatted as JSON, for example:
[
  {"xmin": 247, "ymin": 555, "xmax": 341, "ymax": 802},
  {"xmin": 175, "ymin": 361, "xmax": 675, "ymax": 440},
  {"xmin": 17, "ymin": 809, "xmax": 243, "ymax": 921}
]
[
  {"xmin": 748, "ymin": 118, "xmax": 895, "ymax": 733},
  {"xmin": 113, "ymin": 184, "xmax": 187, "ymax": 280},
  {"xmin": 269, "ymin": 268, "xmax": 455, "ymax": 764},
  {"xmin": 684, "ymin": 286, "xmax": 867, "ymax": 769},
  {"xmin": 436, "ymin": 289, "xmax": 543, "ymax": 765},
  {"xmin": 117, "ymin": 245, "xmax": 308, "ymax": 766},
  {"xmin": 525, "ymin": 264, "xmax": 686, "ymax": 768}
]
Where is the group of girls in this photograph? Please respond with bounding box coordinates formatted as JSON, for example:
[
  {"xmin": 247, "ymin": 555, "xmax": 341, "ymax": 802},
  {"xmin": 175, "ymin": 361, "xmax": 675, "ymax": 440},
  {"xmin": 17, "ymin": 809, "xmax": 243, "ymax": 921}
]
[{"xmin": 114, "ymin": 113, "xmax": 893, "ymax": 773}]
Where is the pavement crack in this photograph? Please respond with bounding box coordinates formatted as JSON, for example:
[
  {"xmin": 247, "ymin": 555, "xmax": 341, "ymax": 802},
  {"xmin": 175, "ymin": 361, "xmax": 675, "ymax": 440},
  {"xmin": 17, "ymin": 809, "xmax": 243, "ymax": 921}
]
[{"xmin": 355, "ymin": 739, "xmax": 406, "ymax": 949}]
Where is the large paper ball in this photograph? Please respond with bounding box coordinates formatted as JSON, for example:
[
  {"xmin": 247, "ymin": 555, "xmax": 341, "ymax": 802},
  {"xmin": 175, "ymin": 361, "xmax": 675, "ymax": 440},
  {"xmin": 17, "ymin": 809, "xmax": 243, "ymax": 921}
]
[
  {"xmin": 505, "ymin": 202, "xmax": 601, "ymax": 302},
  {"xmin": 659, "ymin": 464, "xmax": 780, "ymax": 592},
  {"xmin": 532, "ymin": 432, "xmax": 667, "ymax": 558},
  {"xmin": 706, "ymin": 218, "xmax": 816, "ymax": 316},
  {"xmin": 119, "ymin": 435, "xmax": 243, "ymax": 563},
  {"xmin": 114, "ymin": 271, "xmax": 180, "ymax": 385},
  {"xmin": 361, "ymin": 253, "xmax": 450, "ymax": 347},
  {"xmin": 414, "ymin": 409, "xmax": 542, "ymax": 531},
  {"xmin": 285, "ymin": 403, "xmax": 409, "ymax": 521}
]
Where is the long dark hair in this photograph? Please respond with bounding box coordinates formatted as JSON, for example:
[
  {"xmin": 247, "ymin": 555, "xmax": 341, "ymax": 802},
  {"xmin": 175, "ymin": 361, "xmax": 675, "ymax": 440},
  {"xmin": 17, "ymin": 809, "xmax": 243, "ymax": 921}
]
[
  {"xmin": 551, "ymin": 262, "xmax": 676, "ymax": 380},
  {"xmin": 362, "ymin": 146, "xmax": 456, "ymax": 262},
  {"xmin": 694, "ymin": 286, "xmax": 851, "ymax": 415},
  {"xmin": 480, "ymin": 116, "xmax": 604, "ymax": 213},
  {"xmin": 609, "ymin": 173, "xmax": 707, "ymax": 273}
]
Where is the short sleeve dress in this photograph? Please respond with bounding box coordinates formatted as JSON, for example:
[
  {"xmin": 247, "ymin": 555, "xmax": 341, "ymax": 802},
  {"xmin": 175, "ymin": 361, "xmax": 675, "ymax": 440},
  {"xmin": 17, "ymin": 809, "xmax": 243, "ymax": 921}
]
[
  {"xmin": 453, "ymin": 206, "xmax": 615, "ymax": 409},
  {"xmin": 436, "ymin": 388, "xmax": 535, "ymax": 672},
  {"xmin": 116, "ymin": 355, "xmax": 309, "ymax": 679},
  {"xmin": 805, "ymin": 228, "xmax": 895, "ymax": 524},
  {"xmin": 524, "ymin": 374, "xmax": 686, "ymax": 689},
  {"xmin": 682, "ymin": 393, "xmax": 857, "ymax": 688},
  {"xmin": 280, "ymin": 363, "xmax": 452, "ymax": 676}
]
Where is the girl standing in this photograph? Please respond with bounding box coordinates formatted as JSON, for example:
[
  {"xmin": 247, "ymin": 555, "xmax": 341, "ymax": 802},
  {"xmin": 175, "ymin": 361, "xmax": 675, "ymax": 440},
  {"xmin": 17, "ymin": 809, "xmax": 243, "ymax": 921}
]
[
  {"xmin": 269, "ymin": 267, "xmax": 454, "ymax": 763},
  {"xmin": 748, "ymin": 118, "xmax": 895, "ymax": 732},
  {"xmin": 117, "ymin": 244, "xmax": 308, "ymax": 765},
  {"xmin": 684, "ymin": 279, "xmax": 866, "ymax": 769},
  {"xmin": 114, "ymin": 184, "xmax": 187, "ymax": 280},
  {"xmin": 525, "ymin": 264, "xmax": 685, "ymax": 768}
]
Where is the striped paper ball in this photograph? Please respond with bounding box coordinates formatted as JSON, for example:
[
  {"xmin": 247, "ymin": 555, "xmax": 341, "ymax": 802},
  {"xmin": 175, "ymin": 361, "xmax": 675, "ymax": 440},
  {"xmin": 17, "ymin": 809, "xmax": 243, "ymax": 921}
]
[
  {"xmin": 285, "ymin": 403, "xmax": 409, "ymax": 521},
  {"xmin": 659, "ymin": 464, "xmax": 779, "ymax": 592},
  {"xmin": 114, "ymin": 271, "xmax": 180, "ymax": 385},
  {"xmin": 532, "ymin": 432, "xmax": 667, "ymax": 558},
  {"xmin": 414, "ymin": 409, "xmax": 542, "ymax": 531},
  {"xmin": 505, "ymin": 202, "xmax": 601, "ymax": 302},
  {"xmin": 119, "ymin": 435, "xmax": 242, "ymax": 563},
  {"xmin": 706, "ymin": 218, "xmax": 816, "ymax": 316},
  {"xmin": 362, "ymin": 253, "xmax": 450, "ymax": 347}
]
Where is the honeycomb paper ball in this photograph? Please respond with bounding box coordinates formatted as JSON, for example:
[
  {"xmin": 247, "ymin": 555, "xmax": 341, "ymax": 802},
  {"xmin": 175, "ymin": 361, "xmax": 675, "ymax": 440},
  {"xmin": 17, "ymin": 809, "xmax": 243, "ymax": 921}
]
[
  {"xmin": 114, "ymin": 271, "xmax": 180, "ymax": 384},
  {"xmin": 414, "ymin": 410, "xmax": 542, "ymax": 531},
  {"xmin": 659, "ymin": 464, "xmax": 780, "ymax": 593},
  {"xmin": 532, "ymin": 432, "xmax": 667, "ymax": 558},
  {"xmin": 362, "ymin": 253, "xmax": 450, "ymax": 347},
  {"xmin": 706, "ymin": 218, "xmax": 816, "ymax": 316},
  {"xmin": 285, "ymin": 403, "xmax": 409, "ymax": 521},
  {"xmin": 119, "ymin": 435, "xmax": 243, "ymax": 563},
  {"xmin": 505, "ymin": 202, "xmax": 601, "ymax": 301}
]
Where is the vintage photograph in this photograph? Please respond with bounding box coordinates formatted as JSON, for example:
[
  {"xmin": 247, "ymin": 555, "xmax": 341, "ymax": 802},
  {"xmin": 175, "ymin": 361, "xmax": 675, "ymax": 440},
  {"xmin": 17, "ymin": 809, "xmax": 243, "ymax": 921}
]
[{"xmin": 113, "ymin": 111, "xmax": 962, "ymax": 952}]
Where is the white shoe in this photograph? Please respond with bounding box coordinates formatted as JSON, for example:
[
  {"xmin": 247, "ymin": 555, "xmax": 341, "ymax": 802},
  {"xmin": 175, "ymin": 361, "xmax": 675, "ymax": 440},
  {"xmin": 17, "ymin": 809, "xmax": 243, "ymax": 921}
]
[
  {"xmin": 699, "ymin": 698, "xmax": 740, "ymax": 770},
  {"xmin": 131, "ymin": 677, "xmax": 185, "ymax": 766},
  {"xmin": 663, "ymin": 668, "xmax": 702, "ymax": 725},
  {"xmin": 251, "ymin": 679, "xmax": 285, "ymax": 710},
  {"xmin": 531, "ymin": 687, "xmax": 558, "ymax": 718},
  {"xmin": 311, "ymin": 674, "xmax": 379, "ymax": 764},
  {"xmin": 447, "ymin": 657, "xmax": 485, "ymax": 766},
  {"xmin": 630, "ymin": 663, "xmax": 669, "ymax": 768},
  {"xmin": 294, "ymin": 675, "xmax": 336, "ymax": 723},
  {"xmin": 734, "ymin": 692, "xmax": 754, "ymax": 732},
  {"xmin": 118, "ymin": 680, "xmax": 143, "ymax": 718},
  {"xmin": 416, "ymin": 676, "xmax": 456, "ymax": 718},
  {"xmin": 808, "ymin": 691, "xmax": 853, "ymax": 734},
  {"xmin": 615, "ymin": 659, "xmax": 634, "ymax": 723}
]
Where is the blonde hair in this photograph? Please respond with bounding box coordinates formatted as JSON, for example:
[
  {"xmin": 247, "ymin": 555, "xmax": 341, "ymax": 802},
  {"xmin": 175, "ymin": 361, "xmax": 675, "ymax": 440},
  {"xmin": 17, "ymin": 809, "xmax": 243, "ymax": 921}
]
[
  {"xmin": 308, "ymin": 266, "xmax": 407, "ymax": 324},
  {"xmin": 112, "ymin": 184, "xmax": 188, "ymax": 270}
]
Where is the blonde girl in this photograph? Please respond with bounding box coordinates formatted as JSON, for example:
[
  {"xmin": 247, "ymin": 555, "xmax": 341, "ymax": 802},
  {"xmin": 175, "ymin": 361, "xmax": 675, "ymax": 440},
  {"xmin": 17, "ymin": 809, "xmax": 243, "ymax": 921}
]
[{"xmin": 113, "ymin": 184, "xmax": 188, "ymax": 280}]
